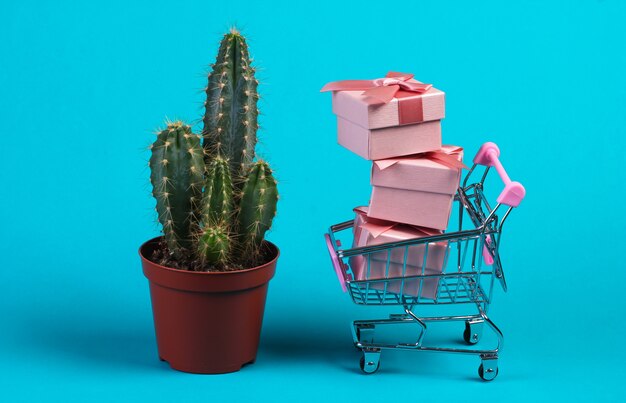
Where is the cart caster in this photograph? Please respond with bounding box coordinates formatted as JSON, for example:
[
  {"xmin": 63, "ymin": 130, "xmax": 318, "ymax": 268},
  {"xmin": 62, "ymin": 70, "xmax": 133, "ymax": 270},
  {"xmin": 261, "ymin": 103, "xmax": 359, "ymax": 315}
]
[
  {"xmin": 478, "ymin": 357, "xmax": 498, "ymax": 381},
  {"xmin": 464, "ymin": 320, "xmax": 483, "ymax": 344},
  {"xmin": 359, "ymin": 350, "xmax": 381, "ymax": 374}
]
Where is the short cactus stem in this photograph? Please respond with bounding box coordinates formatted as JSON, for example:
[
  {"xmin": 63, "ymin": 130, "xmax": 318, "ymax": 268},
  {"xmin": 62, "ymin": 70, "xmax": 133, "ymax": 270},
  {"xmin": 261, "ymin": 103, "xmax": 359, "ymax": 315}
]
[
  {"xmin": 197, "ymin": 223, "xmax": 231, "ymax": 267},
  {"xmin": 149, "ymin": 121, "xmax": 204, "ymax": 260},
  {"xmin": 202, "ymin": 157, "xmax": 234, "ymax": 225},
  {"xmin": 237, "ymin": 161, "xmax": 278, "ymax": 262}
]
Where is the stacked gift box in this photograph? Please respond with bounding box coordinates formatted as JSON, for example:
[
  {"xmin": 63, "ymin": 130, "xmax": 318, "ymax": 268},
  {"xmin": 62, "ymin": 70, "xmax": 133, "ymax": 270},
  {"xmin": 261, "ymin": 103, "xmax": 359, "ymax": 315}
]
[{"xmin": 322, "ymin": 72, "xmax": 466, "ymax": 298}]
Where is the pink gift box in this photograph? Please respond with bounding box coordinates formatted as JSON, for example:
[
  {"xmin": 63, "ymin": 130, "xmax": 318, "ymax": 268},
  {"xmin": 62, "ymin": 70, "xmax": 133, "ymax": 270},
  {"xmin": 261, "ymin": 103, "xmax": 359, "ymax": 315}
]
[
  {"xmin": 350, "ymin": 207, "xmax": 448, "ymax": 299},
  {"xmin": 336, "ymin": 118, "xmax": 442, "ymax": 161},
  {"xmin": 326, "ymin": 74, "xmax": 445, "ymax": 160},
  {"xmin": 368, "ymin": 146, "xmax": 464, "ymax": 230},
  {"xmin": 330, "ymin": 79, "xmax": 445, "ymax": 128}
]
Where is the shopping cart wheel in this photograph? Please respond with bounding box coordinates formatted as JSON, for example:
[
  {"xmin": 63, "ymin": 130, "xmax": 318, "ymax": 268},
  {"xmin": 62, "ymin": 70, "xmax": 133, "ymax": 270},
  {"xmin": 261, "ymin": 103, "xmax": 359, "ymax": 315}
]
[
  {"xmin": 478, "ymin": 359, "xmax": 498, "ymax": 381},
  {"xmin": 359, "ymin": 350, "xmax": 381, "ymax": 374},
  {"xmin": 464, "ymin": 320, "xmax": 483, "ymax": 344}
]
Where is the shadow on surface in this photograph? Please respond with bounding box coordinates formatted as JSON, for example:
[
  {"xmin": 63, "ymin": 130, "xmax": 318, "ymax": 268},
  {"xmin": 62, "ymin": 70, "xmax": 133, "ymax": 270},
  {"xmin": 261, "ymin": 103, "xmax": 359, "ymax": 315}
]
[
  {"xmin": 259, "ymin": 321, "xmax": 477, "ymax": 378},
  {"xmin": 260, "ymin": 323, "xmax": 354, "ymax": 362},
  {"xmin": 12, "ymin": 305, "xmax": 165, "ymax": 372}
]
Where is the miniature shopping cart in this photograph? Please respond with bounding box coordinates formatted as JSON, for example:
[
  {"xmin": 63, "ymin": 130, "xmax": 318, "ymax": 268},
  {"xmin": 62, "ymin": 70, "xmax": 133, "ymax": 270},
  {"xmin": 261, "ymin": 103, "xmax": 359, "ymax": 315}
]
[{"xmin": 324, "ymin": 142, "xmax": 525, "ymax": 381}]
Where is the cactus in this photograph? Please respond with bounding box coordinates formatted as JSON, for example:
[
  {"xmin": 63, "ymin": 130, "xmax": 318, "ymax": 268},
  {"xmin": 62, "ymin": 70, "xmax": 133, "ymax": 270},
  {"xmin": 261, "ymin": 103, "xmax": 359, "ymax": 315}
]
[
  {"xmin": 202, "ymin": 156, "xmax": 234, "ymax": 225},
  {"xmin": 237, "ymin": 161, "xmax": 278, "ymax": 259},
  {"xmin": 148, "ymin": 29, "xmax": 277, "ymax": 271},
  {"xmin": 203, "ymin": 28, "xmax": 259, "ymax": 179},
  {"xmin": 149, "ymin": 122, "xmax": 204, "ymax": 261},
  {"xmin": 197, "ymin": 223, "xmax": 231, "ymax": 267}
]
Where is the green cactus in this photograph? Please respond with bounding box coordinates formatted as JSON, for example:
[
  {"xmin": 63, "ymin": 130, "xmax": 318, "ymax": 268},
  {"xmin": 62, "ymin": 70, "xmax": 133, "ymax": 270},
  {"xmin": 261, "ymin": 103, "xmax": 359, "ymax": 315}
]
[
  {"xmin": 237, "ymin": 161, "xmax": 278, "ymax": 258},
  {"xmin": 197, "ymin": 223, "xmax": 231, "ymax": 267},
  {"xmin": 202, "ymin": 156, "xmax": 234, "ymax": 225},
  {"xmin": 148, "ymin": 29, "xmax": 278, "ymax": 271},
  {"xmin": 203, "ymin": 28, "xmax": 259, "ymax": 179},
  {"xmin": 149, "ymin": 121, "xmax": 204, "ymax": 260}
]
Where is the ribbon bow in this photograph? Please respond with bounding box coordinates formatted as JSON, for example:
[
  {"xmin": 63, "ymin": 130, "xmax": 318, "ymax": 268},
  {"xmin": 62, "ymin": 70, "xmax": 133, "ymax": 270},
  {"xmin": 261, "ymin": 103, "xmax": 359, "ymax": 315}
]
[{"xmin": 321, "ymin": 72, "xmax": 432, "ymax": 104}]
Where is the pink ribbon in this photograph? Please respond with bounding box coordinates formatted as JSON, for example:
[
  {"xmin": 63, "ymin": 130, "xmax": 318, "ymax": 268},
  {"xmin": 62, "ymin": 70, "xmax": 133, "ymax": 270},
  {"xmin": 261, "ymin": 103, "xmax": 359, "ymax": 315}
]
[
  {"xmin": 321, "ymin": 72, "xmax": 432, "ymax": 104},
  {"xmin": 322, "ymin": 72, "xmax": 433, "ymax": 124}
]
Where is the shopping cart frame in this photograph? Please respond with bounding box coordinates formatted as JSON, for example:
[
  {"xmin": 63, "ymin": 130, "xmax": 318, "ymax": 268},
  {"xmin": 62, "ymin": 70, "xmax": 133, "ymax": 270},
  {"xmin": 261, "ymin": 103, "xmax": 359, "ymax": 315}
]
[{"xmin": 325, "ymin": 142, "xmax": 525, "ymax": 381}]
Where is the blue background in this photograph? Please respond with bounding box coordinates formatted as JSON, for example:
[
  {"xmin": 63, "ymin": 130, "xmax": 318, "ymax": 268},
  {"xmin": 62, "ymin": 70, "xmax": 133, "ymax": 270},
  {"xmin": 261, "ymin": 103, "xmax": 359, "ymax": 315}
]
[{"xmin": 1, "ymin": 0, "xmax": 625, "ymax": 401}]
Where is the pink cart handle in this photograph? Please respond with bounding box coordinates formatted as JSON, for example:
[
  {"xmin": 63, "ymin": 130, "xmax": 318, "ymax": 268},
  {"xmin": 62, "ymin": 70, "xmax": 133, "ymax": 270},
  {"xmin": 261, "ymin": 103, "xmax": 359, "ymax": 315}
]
[
  {"xmin": 324, "ymin": 234, "xmax": 347, "ymax": 292},
  {"xmin": 473, "ymin": 142, "xmax": 526, "ymax": 207}
]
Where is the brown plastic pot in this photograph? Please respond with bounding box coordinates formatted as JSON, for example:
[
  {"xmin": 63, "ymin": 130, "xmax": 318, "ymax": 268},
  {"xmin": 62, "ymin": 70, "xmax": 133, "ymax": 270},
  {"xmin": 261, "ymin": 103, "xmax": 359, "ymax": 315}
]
[{"xmin": 139, "ymin": 236, "xmax": 279, "ymax": 374}]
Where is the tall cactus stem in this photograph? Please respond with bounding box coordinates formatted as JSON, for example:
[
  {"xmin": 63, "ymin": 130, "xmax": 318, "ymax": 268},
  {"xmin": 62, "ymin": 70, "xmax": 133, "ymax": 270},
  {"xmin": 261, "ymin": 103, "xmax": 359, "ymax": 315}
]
[{"xmin": 203, "ymin": 29, "xmax": 259, "ymax": 180}]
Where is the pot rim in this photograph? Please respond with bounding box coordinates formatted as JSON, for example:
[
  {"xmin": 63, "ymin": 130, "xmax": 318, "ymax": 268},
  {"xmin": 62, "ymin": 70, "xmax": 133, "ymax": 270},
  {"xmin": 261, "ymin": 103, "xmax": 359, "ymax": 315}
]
[{"xmin": 139, "ymin": 236, "xmax": 280, "ymax": 276}]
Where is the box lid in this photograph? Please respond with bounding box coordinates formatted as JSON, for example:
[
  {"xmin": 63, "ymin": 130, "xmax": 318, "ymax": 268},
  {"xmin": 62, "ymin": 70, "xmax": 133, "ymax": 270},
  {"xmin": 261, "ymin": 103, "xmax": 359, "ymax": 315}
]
[
  {"xmin": 353, "ymin": 206, "xmax": 441, "ymax": 244},
  {"xmin": 371, "ymin": 146, "xmax": 464, "ymax": 195},
  {"xmin": 332, "ymin": 80, "xmax": 445, "ymax": 130}
]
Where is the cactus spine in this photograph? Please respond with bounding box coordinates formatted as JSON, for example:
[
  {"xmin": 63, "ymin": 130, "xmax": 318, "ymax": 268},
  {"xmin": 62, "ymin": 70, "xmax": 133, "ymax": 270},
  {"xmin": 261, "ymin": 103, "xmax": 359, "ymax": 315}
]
[
  {"xmin": 148, "ymin": 29, "xmax": 277, "ymax": 271},
  {"xmin": 203, "ymin": 28, "xmax": 259, "ymax": 178},
  {"xmin": 149, "ymin": 122, "xmax": 204, "ymax": 260}
]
